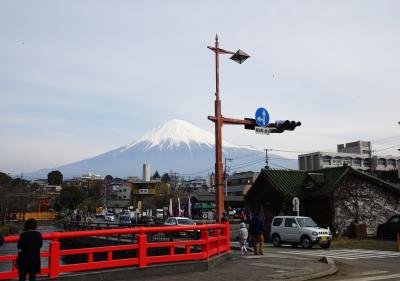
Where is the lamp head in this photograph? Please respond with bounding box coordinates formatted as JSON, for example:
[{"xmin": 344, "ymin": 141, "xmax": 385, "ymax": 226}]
[{"xmin": 230, "ymin": 49, "xmax": 250, "ymax": 64}]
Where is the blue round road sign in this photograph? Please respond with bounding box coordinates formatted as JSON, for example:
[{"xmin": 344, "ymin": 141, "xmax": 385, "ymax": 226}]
[{"xmin": 255, "ymin": 107, "xmax": 270, "ymax": 127}]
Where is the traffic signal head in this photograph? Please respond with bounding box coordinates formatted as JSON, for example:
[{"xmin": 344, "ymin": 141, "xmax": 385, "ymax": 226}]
[{"xmin": 274, "ymin": 120, "xmax": 301, "ymax": 131}]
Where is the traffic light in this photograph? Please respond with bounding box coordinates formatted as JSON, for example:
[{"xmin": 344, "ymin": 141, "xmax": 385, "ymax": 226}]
[
  {"xmin": 273, "ymin": 120, "xmax": 302, "ymax": 133},
  {"xmin": 244, "ymin": 118, "xmax": 301, "ymax": 133}
]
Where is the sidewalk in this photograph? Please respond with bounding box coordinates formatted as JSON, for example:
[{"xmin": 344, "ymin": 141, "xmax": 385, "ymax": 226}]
[{"xmin": 118, "ymin": 249, "xmax": 337, "ymax": 281}]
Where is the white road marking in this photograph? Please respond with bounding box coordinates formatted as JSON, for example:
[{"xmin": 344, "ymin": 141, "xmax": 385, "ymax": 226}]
[
  {"xmin": 278, "ymin": 249, "xmax": 400, "ymax": 260},
  {"xmin": 333, "ymin": 273, "xmax": 400, "ymax": 281},
  {"xmin": 351, "ymin": 271, "xmax": 389, "ymax": 276}
]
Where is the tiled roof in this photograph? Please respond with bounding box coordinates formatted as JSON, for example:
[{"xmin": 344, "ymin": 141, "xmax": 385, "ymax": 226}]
[
  {"xmin": 307, "ymin": 173, "xmax": 325, "ymax": 185},
  {"xmin": 246, "ymin": 166, "xmax": 400, "ymax": 202},
  {"xmin": 264, "ymin": 169, "xmax": 306, "ymax": 195}
]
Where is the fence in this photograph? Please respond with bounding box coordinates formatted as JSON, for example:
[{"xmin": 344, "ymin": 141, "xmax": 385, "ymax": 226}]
[{"xmin": 0, "ymin": 223, "xmax": 230, "ymax": 280}]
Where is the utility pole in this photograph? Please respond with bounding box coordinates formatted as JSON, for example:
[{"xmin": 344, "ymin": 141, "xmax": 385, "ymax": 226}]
[
  {"xmin": 224, "ymin": 157, "xmax": 233, "ymax": 197},
  {"xmin": 368, "ymin": 141, "xmax": 373, "ymax": 176},
  {"xmin": 265, "ymin": 149, "xmax": 270, "ymax": 169}
]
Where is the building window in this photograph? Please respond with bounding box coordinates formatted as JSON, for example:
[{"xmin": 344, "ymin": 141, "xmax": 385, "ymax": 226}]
[
  {"xmin": 387, "ymin": 159, "xmax": 396, "ymax": 167},
  {"xmin": 363, "ymin": 159, "xmax": 371, "ymax": 167},
  {"xmin": 378, "ymin": 158, "xmax": 386, "ymax": 166},
  {"xmin": 333, "ymin": 157, "xmax": 342, "ymax": 165},
  {"xmin": 353, "ymin": 158, "xmax": 361, "ymax": 166},
  {"xmin": 123, "ymin": 189, "xmax": 126, "ymax": 192},
  {"xmin": 322, "ymin": 156, "xmax": 331, "ymax": 165},
  {"xmin": 344, "ymin": 158, "xmax": 352, "ymax": 165}
]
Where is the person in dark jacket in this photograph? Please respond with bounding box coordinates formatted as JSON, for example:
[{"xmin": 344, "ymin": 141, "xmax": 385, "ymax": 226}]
[
  {"xmin": 248, "ymin": 213, "xmax": 265, "ymax": 255},
  {"xmin": 0, "ymin": 233, "xmax": 4, "ymax": 246},
  {"xmin": 17, "ymin": 219, "xmax": 43, "ymax": 281}
]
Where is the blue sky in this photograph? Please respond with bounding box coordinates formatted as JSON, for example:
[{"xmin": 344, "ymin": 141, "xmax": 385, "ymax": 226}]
[{"xmin": 1, "ymin": 1, "xmax": 399, "ymax": 174}]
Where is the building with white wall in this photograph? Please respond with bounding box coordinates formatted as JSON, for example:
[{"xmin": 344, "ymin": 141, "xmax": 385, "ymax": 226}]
[{"xmin": 298, "ymin": 140, "xmax": 400, "ymax": 172}]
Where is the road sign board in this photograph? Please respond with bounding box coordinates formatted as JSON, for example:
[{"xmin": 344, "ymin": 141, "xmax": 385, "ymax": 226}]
[
  {"xmin": 292, "ymin": 197, "xmax": 299, "ymax": 210},
  {"xmin": 255, "ymin": 107, "xmax": 269, "ymax": 127},
  {"xmin": 292, "ymin": 197, "xmax": 300, "ymax": 216},
  {"xmin": 255, "ymin": 127, "xmax": 270, "ymax": 135}
]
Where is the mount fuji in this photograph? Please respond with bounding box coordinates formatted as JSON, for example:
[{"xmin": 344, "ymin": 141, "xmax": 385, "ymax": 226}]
[{"xmin": 26, "ymin": 119, "xmax": 297, "ymax": 179}]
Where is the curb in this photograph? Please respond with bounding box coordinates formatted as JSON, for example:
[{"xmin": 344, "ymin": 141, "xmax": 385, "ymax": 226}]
[{"xmin": 275, "ymin": 257, "xmax": 337, "ymax": 281}]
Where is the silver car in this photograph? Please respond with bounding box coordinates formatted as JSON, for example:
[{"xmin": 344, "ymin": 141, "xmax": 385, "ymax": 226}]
[{"xmin": 270, "ymin": 216, "xmax": 332, "ymax": 249}]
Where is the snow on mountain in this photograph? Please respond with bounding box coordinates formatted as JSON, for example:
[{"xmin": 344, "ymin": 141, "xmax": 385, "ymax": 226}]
[
  {"xmin": 120, "ymin": 119, "xmax": 242, "ymax": 151},
  {"xmin": 25, "ymin": 119, "xmax": 297, "ymax": 179}
]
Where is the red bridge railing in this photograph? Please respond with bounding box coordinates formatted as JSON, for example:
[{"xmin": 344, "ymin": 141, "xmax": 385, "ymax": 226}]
[{"xmin": 0, "ymin": 223, "xmax": 230, "ymax": 280}]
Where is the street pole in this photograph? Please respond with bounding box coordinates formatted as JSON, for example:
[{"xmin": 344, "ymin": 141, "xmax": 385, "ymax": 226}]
[
  {"xmin": 207, "ymin": 35, "xmax": 250, "ymax": 222},
  {"xmin": 214, "ymin": 35, "xmax": 224, "ymax": 223}
]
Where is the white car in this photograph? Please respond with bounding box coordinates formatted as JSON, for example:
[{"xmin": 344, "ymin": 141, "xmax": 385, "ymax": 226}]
[
  {"xmin": 270, "ymin": 216, "xmax": 332, "ymax": 249},
  {"xmin": 164, "ymin": 217, "xmax": 197, "ymax": 238},
  {"xmin": 104, "ymin": 212, "xmax": 116, "ymax": 222}
]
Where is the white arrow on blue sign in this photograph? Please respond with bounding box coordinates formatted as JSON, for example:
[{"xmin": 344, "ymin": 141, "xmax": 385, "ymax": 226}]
[{"xmin": 255, "ymin": 107, "xmax": 270, "ymax": 128}]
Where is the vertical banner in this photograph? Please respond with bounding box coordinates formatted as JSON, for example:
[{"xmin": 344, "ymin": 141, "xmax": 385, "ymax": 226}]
[
  {"xmin": 178, "ymin": 197, "xmax": 182, "ymax": 217},
  {"xmin": 188, "ymin": 196, "xmax": 192, "ymax": 218},
  {"xmin": 168, "ymin": 198, "xmax": 173, "ymax": 217}
]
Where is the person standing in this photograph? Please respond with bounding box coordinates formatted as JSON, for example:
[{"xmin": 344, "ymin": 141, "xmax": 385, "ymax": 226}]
[
  {"xmin": 248, "ymin": 213, "xmax": 265, "ymax": 255},
  {"xmin": 238, "ymin": 222, "xmax": 248, "ymax": 255},
  {"xmin": 17, "ymin": 219, "xmax": 43, "ymax": 281}
]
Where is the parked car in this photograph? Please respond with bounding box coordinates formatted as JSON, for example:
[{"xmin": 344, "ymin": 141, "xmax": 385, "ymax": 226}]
[
  {"xmin": 270, "ymin": 216, "xmax": 332, "ymax": 249},
  {"xmin": 377, "ymin": 215, "xmax": 400, "ymax": 240},
  {"xmin": 104, "ymin": 212, "xmax": 116, "ymax": 222},
  {"xmin": 119, "ymin": 215, "xmax": 131, "ymax": 225},
  {"xmin": 164, "ymin": 217, "xmax": 198, "ymax": 238}
]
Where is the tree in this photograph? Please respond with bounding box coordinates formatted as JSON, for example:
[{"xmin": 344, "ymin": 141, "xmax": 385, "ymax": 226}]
[
  {"xmin": 161, "ymin": 173, "xmax": 170, "ymax": 183},
  {"xmin": 59, "ymin": 186, "xmax": 85, "ymax": 210},
  {"xmin": 152, "ymin": 171, "xmax": 160, "ymax": 180},
  {"xmin": 105, "ymin": 175, "xmax": 114, "ymax": 184},
  {"xmin": 0, "ymin": 172, "xmax": 12, "ymax": 187},
  {"xmin": 47, "ymin": 170, "xmax": 63, "ymax": 185}
]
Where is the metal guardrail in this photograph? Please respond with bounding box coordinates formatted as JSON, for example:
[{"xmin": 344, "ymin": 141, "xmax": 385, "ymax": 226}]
[{"xmin": 0, "ymin": 223, "xmax": 230, "ymax": 280}]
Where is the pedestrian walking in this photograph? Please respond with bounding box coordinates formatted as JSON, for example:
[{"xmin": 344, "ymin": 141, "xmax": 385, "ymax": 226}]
[
  {"xmin": 238, "ymin": 222, "xmax": 248, "ymax": 255},
  {"xmin": 0, "ymin": 233, "xmax": 4, "ymax": 246},
  {"xmin": 17, "ymin": 219, "xmax": 43, "ymax": 281},
  {"xmin": 248, "ymin": 213, "xmax": 265, "ymax": 255}
]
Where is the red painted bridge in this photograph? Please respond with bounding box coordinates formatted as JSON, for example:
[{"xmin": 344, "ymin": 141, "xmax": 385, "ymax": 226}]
[{"xmin": 0, "ymin": 223, "xmax": 230, "ymax": 280}]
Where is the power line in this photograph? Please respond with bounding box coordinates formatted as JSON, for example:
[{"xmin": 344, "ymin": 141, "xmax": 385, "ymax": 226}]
[
  {"xmin": 374, "ymin": 144, "xmax": 400, "ymax": 153},
  {"xmin": 371, "ymin": 135, "xmax": 400, "ymax": 144}
]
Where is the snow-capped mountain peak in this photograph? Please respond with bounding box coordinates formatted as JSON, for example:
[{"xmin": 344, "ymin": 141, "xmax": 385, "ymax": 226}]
[{"xmin": 121, "ymin": 119, "xmax": 241, "ymax": 151}]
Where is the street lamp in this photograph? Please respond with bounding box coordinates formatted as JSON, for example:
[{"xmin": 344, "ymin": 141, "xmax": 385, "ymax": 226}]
[{"xmin": 207, "ymin": 35, "xmax": 250, "ymax": 223}]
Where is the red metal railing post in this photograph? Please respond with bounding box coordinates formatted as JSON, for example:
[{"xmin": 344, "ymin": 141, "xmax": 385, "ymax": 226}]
[
  {"xmin": 48, "ymin": 233, "xmax": 61, "ymax": 279},
  {"xmin": 213, "ymin": 228, "xmax": 220, "ymax": 254},
  {"xmin": 138, "ymin": 228, "xmax": 147, "ymax": 268},
  {"xmin": 201, "ymin": 229, "xmax": 209, "ymax": 259}
]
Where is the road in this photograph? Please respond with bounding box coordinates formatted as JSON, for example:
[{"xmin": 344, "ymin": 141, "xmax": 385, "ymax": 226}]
[{"xmin": 265, "ymin": 244, "xmax": 400, "ymax": 281}]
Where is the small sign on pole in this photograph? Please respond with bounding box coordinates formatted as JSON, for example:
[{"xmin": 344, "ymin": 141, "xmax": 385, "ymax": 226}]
[
  {"xmin": 292, "ymin": 197, "xmax": 300, "ymax": 216},
  {"xmin": 255, "ymin": 127, "xmax": 270, "ymax": 135}
]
